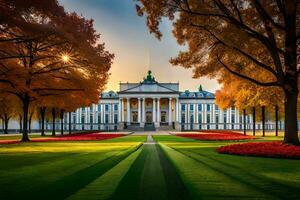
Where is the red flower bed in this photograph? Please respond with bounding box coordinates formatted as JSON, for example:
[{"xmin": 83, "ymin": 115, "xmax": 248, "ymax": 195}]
[
  {"xmin": 32, "ymin": 133, "xmax": 124, "ymax": 142},
  {"xmin": 0, "ymin": 133, "xmax": 124, "ymax": 144},
  {"xmin": 176, "ymin": 131, "xmax": 254, "ymax": 141},
  {"xmin": 0, "ymin": 140, "xmax": 20, "ymax": 145},
  {"xmin": 217, "ymin": 142, "xmax": 300, "ymax": 159},
  {"xmin": 199, "ymin": 130, "xmax": 243, "ymax": 135}
]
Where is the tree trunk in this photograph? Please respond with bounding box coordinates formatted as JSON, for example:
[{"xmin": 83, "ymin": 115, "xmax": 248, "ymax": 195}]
[
  {"xmin": 52, "ymin": 108, "xmax": 56, "ymax": 136},
  {"xmin": 69, "ymin": 112, "xmax": 71, "ymax": 135},
  {"xmin": 283, "ymin": 89, "xmax": 299, "ymax": 145},
  {"xmin": 4, "ymin": 114, "xmax": 8, "ymax": 134},
  {"xmin": 21, "ymin": 95, "xmax": 30, "ymax": 142},
  {"xmin": 40, "ymin": 107, "xmax": 46, "ymax": 136},
  {"xmin": 60, "ymin": 109, "xmax": 64, "ymax": 135},
  {"xmin": 252, "ymin": 107, "xmax": 256, "ymax": 136},
  {"xmin": 275, "ymin": 105, "xmax": 278, "ymax": 137},
  {"xmin": 282, "ymin": 1, "xmax": 299, "ymax": 145},
  {"xmin": 29, "ymin": 114, "xmax": 32, "ymax": 134},
  {"xmin": 261, "ymin": 106, "xmax": 265, "ymax": 137}
]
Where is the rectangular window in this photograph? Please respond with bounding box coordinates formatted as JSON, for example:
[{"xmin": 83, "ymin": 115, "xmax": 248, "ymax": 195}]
[
  {"xmin": 105, "ymin": 114, "xmax": 109, "ymax": 123},
  {"xmin": 207, "ymin": 113, "xmax": 210, "ymax": 123},
  {"xmin": 190, "ymin": 115, "xmax": 194, "ymax": 124},
  {"xmin": 231, "ymin": 113, "xmax": 235, "ymax": 123},
  {"xmin": 181, "ymin": 114, "xmax": 185, "ymax": 123},
  {"xmin": 90, "ymin": 114, "xmax": 93, "ymax": 129},
  {"xmin": 216, "ymin": 114, "xmax": 219, "ymax": 123},
  {"xmin": 90, "ymin": 105, "xmax": 93, "ymax": 111},
  {"xmin": 72, "ymin": 115, "xmax": 76, "ymax": 123},
  {"xmin": 98, "ymin": 104, "xmax": 101, "ymax": 112},
  {"xmin": 90, "ymin": 114, "xmax": 93, "ymax": 123},
  {"xmin": 181, "ymin": 104, "xmax": 186, "ymax": 112},
  {"xmin": 215, "ymin": 105, "xmax": 219, "ymax": 110},
  {"xmin": 114, "ymin": 114, "xmax": 118, "ymax": 123},
  {"xmin": 105, "ymin": 104, "xmax": 109, "ymax": 112},
  {"xmin": 198, "ymin": 104, "xmax": 202, "ymax": 112},
  {"xmin": 198, "ymin": 114, "xmax": 202, "ymax": 123},
  {"xmin": 114, "ymin": 104, "xmax": 118, "ymax": 111},
  {"xmin": 98, "ymin": 113, "xmax": 101, "ymax": 123},
  {"xmin": 207, "ymin": 104, "xmax": 210, "ymax": 112},
  {"xmin": 81, "ymin": 115, "xmax": 85, "ymax": 123},
  {"xmin": 190, "ymin": 104, "xmax": 194, "ymax": 111},
  {"xmin": 81, "ymin": 107, "xmax": 85, "ymax": 112}
]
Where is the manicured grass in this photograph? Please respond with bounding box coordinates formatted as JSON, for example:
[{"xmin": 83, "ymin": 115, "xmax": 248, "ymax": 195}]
[
  {"xmin": 1, "ymin": 134, "xmax": 300, "ymax": 200},
  {"xmin": 154, "ymin": 135, "xmax": 300, "ymax": 199},
  {"xmin": 0, "ymin": 135, "xmax": 146, "ymax": 200}
]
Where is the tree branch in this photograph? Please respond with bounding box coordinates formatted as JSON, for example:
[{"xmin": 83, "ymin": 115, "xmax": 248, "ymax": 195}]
[
  {"xmin": 217, "ymin": 54, "xmax": 278, "ymax": 87},
  {"xmin": 191, "ymin": 23, "xmax": 278, "ymax": 77}
]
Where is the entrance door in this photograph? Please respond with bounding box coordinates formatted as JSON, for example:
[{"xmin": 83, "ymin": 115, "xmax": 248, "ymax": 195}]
[
  {"xmin": 161, "ymin": 111, "xmax": 166, "ymax": 123},
  {"xmin": 132, "ymin": 111, "xmax": 138, "ymax": 123},
  {"xmin": 146, "ymin": 111, "xmax": 152, "ymax": 124}
]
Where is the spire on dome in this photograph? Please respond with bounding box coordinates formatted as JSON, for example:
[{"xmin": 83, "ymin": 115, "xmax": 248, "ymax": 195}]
[{"xmin": 198, "ymin": 84, "xmax": 203, "ymax": 92}]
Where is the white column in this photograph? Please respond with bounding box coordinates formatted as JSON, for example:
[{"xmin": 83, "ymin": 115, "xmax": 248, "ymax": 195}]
[
  {"xmin": 142, "ymin": 98, "xmax": 145, "ymax": 123},
  {"xmin": 121, "ymin": 99, "xmax": 124, "ymax": 122},
  {"xmin": 186, "ymin": 104, "xmax": 189, "ymax": 124},
  {"xmin": 127, "ymin": 98, "xmax": 130, "ymax": 124},
  {"xmin": 101, "ymin": 104, "xmax": 104, "ymax": 123},
  {"xmin": 157, "ymin": 98, "xmax": 160, "ymax": 124},
  {"xmin": 152, "ymin": 98, "xmax": 156, "ymax": 122},
  {"xmin": 203, "ymin": 104, "xmax": 207, "ymax": 129},
  {"xmin": 118, "ymin": 99, "xmax": 122, "ymax": 122},
  {"xmin": 178, "ymin": 102, "xmax": 181, "ymax": 123},
  {"xmin": 168, "ymin": 97, "xmax": 172, "ymax": 125},
  {"xmin": 138, "ymin": 98, "xmax": 141, "ymax": 123},
  {"xmin": 85, "ymin": 107, "xmax": 88, "ymax": 130},
  {"xmin": 110, "ymin": 103, "xmax": 113, "ymax": 124},
  {"xmin": 175, "ymin": 98, "xmax": 179, "ymax": 122},
  {"xmin": 194, "ymin": 103, "xmax": 197, "ymax": 123},
  {"xmin": 219, "ymin": 109, "xmax": 223, "ymax": 129},
  {"xmin": 228, "ymin": 108, "xmax": 232, "ymax": 127},
  {"xmin": 212, "ymin": 104, "xmax": 216, "ymax": 129},
  {"xmin": 195, "ymin": 103, "xmax": 199, "ymax": 124}
]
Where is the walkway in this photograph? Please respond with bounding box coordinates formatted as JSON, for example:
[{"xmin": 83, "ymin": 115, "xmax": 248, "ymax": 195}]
[{"xmin": 109, "ymin": 134, "xmax": 191, "ymax": 200}]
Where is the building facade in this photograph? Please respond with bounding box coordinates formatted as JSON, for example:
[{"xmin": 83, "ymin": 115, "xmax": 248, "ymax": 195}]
[{"xmin": 46, "ymin": 71, "xmax": 282, "ymax": 132}]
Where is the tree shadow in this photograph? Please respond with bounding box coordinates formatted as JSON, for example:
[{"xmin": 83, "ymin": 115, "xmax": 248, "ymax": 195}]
[
  {"xmin": 175, "ymin": 147, "xmax": 300, "ymax": 199},
  {"xmin": 8, "ymin": 145, "xmax": 140, "ymax": 200}
]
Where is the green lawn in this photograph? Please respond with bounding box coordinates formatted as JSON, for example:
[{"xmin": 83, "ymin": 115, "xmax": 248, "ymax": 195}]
[
  {"xmin": 0, "ymin": 134, "xmax": 299, "ymax": 200},
  {"xmin": 154, "ymin": 135, "xmax": 300, "ymax": 200}
]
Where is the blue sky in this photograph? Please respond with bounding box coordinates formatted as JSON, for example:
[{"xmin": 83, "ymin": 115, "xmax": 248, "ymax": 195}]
[{"xmin": 59, "ymin": 0, "xmax": 219, "ymax": 92}]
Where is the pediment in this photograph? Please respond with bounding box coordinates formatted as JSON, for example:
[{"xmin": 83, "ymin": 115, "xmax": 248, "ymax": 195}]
[{"xmin": 120, "ymin": 83, "xmax": 178, "ymax": 93}]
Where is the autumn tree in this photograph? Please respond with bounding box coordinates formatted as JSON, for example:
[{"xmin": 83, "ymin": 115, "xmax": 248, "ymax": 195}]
[
  {"xmin": 0, "ymin": 95, "xmax": 19, "ymax": 134},
  {"xmin": 0, "ymin": 0, "xmax": 113, "ymax": 141},
  {"xmin": 136, "ymin": 0, "xmax": 300, "ymax": 145}
]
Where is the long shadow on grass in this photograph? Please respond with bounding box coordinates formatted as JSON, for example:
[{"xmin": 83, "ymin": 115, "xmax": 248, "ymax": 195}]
[
  {"xmin": 157, "ymin": 145, "xmax": 192, "ymax": 200},
  {"xmin": 110, "ymin": 144, "xmax": 192, "ymax": 200},
  {"xmin": 8, "ymin": 144, "xmax": 141, "ymax": 200},
  {"xmin": 175, "ymin": 147, "xmax": 300, "ymax": 199}
]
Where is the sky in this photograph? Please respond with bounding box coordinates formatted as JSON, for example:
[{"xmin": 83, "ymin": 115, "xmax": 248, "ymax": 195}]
[{"xmin": 59, "ymin": 0, "xmax": 220, "ymax": 93}]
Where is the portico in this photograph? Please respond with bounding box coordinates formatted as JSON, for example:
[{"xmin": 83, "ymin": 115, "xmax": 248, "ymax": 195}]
[
  {"xmin": 118, "ymin": 71, "xmax": 179, "ymax": 128},
  {"xmin": 119, "ymin": 95, "xmax": 179, "ymax": 128}
]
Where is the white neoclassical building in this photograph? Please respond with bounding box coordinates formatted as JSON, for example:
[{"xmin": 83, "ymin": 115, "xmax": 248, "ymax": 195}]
[{"xmin": 43, "ymin": 70, "xmax": 282, "ymax": 132}]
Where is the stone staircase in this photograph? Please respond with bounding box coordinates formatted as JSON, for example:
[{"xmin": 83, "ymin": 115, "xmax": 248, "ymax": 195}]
[
  {"xmin": 144, "ymin": 123, "xmax": 156, "ymax": 131},
  {"xmin": 156, "ymin": 125, "xmax": 174, "ymax": 131},
  {"xmin": 126, "ymin": 125, "xmax": 144, "ymax": 132}
]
